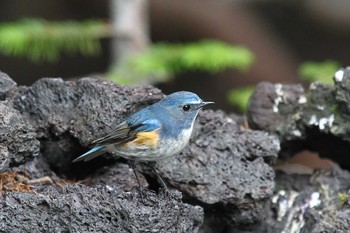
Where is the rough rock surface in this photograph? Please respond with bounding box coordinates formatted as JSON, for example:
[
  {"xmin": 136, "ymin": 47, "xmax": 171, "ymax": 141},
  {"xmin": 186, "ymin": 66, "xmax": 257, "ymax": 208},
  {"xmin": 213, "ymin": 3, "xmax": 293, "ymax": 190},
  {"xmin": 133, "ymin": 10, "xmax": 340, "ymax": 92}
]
[
  {"xmin": 2, "ymin": 69, "xmax": 350, "ymax": 231},
  {"xmin": 252, "ymin": 167, "xmax": 350, "ymax": 233},
  {"xmin": 0, "ymin": 71, "xmax": 39, "ymax": 171},
  {"xmin": 159, "ymin": 110, "xmax": 277, "ymax": 205},
  {"xmin": 157, "ymin": 110, "xmax": 278, "ymax": 228},
  {"xmin": 248, "ymin": 82, "xmax": 306, "ymax": 142},
  {"xmin": 0, "ymin": 71, "xmax": 17, "ymax": 100},
  {"xmin": 0, "ymin": 72, "xmax": 280, "ymax": 232},
  {"xmin": 11, "ymin": 154, "xmax": 58, "ymax": 180},
  {"xmin": 11, "ymin": 77, "xmax": 164, "ymax": 175},
  {"xmin": 13, "ymin": 77, "xmax": 164, "ymax": 146},
  {"xmin": 0, "ymin": 185, "xmax": 204, "ymax": 233},
  {"xmin": 0, "ymin": 102, "xmax": 39, "ymax": 171},
  {"xmin": 247, "ymin": 67, "xmax": 350, "ymax": 167},
  {"xmin": 88, "ymin": 163, "xmax": 149, "ymax": 190}
]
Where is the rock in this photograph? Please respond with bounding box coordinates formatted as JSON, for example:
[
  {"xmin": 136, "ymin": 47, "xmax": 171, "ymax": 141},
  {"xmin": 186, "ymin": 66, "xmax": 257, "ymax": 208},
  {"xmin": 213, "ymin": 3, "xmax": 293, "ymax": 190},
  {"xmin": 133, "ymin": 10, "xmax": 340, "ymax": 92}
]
[
  {"xmin": 13, "ymin": 77, "xmax": 164, "ymax": 143},
  {"xmin": 0, "ymin": 185, "xmax": 204, "ymax": 233},
  {"xmin": 247, "ymin": 67, "xmax": 350, "ymax": 166},
  {"xmin": 334, "ymin": 68, "xmax": 350, "ymax": 114},
  {"xmin": 247, "ymin": 82, "xmax": 306, "ymax": 142},
  {"xmin": 156, "ymin": 110, "xmax": 279, "ymax": 228},
  {"xmin": 11, "ymin": 153, "xmax": 59, "ymax": 180},
  {"xmin": 0, "ymin": 71, "xmax": 17, "ymax": 100},
  {"xmin": 253, "ymin": 167, "xmax": 350, "ymax": 233},
  {"xmin": 0, "ymin": 102, "xmax": 39, "ymax": 171},
  {"xmin": 0, "ymin": 73, "xmax": 39, "ymax": 171},
  {"xmin": 88, "ymin": 163, "xmax": 149, "ymax": 191},
  {"xmin": 0, "ymin": 72, "xmax": 280, "ymax": 231},
  {"xmin": 11, "ymin": 77, "xmax": 164, "ymax": 174}
]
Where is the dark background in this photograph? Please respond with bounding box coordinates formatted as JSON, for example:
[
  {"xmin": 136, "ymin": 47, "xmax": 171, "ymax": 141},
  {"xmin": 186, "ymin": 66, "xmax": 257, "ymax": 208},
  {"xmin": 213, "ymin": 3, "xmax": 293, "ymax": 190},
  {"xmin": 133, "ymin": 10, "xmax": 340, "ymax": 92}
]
[{"xmin": 1, "ymin": 0, "xmax": 350, "ymax": 110}]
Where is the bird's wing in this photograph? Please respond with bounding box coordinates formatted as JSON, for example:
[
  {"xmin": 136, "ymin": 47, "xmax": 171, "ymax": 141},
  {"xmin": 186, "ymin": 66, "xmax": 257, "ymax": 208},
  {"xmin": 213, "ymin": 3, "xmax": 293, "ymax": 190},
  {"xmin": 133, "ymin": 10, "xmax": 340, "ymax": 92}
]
[{"xmin": 91, "ymin": 118, "xmax": 161, "ymax": 146}]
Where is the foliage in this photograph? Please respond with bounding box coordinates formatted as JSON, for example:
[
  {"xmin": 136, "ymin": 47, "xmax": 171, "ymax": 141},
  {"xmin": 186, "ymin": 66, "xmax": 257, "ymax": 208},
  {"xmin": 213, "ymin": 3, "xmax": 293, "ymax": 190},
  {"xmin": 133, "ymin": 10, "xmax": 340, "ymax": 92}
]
[
  {"xmin": 108, "ymin": 40, "xmax": 254, "ymax": 85},
  {"xmin": 337, "ymin": 192, "xmax": 348, "ymax": 208},
  {"xmin": 227, "ymin": 86, "xmax": 254, "ymax": 113},
  {"xmin": 299, "ymin": 60, "xmax": 340, "ymax": 85},
  {"xmin": 0, "ymin": 19, "xmax": 109, "ymax": 62},
  {"xmin": 0, "ymin": 19, "xmax": 256, "ymax": 111}
]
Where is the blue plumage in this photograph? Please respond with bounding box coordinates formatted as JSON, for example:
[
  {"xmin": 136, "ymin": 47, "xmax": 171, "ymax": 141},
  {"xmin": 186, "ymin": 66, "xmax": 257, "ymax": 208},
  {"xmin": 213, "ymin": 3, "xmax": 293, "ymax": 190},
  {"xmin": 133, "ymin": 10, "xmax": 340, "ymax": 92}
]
[
  {"xmin": 74, "ymin": 145, "xmax": 106, "ymax": 162},
  {"xmin": 73, "ymin": 91, "xmax": 213, "ymax": 162}
]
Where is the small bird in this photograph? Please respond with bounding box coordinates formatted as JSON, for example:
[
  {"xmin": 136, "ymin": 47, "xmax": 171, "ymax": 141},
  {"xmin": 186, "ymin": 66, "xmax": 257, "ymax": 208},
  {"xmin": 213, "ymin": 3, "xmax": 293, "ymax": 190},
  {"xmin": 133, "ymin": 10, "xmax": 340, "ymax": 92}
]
[{"xmin": 73, "ymin": 91, "xmax": 213, "ymax": 163}]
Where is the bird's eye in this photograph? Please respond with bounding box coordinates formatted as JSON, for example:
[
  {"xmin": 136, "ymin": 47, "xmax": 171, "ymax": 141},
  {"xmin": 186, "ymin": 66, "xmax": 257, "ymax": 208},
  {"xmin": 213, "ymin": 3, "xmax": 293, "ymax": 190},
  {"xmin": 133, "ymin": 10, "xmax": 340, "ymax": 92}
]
[{"xmin": 182, "ymin": 104, "xmax": 191, "ymax": 111}]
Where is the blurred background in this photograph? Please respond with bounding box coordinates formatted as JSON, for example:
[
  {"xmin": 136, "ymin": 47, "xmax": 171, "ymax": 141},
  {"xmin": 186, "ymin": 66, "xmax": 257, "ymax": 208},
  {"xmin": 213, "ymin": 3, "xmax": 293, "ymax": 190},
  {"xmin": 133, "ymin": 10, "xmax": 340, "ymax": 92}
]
[
  {"xmin": 1, "ymin": 0, "xmax": 349, "ymax": 176},
  {"xmin": 0, "ymin": 0, "xmax": 349, "ymax": 112}
]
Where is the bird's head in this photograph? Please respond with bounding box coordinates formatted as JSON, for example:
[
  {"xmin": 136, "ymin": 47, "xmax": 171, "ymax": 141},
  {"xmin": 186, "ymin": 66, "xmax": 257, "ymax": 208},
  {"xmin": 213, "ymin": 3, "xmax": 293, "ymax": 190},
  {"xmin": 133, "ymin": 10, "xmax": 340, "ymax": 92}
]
[{"xmin": 153, "ymin": 91, "xmax": 214, "ymax": 129}]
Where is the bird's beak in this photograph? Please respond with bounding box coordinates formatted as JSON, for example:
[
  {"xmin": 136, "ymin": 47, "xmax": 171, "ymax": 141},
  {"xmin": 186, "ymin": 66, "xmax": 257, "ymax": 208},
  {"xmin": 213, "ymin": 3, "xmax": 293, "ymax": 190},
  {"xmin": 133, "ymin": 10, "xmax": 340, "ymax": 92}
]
[{"xmin": 198, "ymin": 101, "xmax": 214, "ymax": 109}]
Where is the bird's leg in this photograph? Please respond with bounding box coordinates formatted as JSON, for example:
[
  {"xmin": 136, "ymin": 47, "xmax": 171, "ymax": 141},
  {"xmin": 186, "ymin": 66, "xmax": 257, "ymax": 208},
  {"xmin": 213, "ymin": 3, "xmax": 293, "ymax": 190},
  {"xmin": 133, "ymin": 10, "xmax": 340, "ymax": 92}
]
[
  {"xmin": 149, "ymin": 162, "xmax": 168, "ymax": 190},
  {"xmin": 128, "ymin": 161, "xmax": 145, "ymax": 202},
  {"xmin": 149, "ymin": 163, "xmax": 172, "ymax": 200}
]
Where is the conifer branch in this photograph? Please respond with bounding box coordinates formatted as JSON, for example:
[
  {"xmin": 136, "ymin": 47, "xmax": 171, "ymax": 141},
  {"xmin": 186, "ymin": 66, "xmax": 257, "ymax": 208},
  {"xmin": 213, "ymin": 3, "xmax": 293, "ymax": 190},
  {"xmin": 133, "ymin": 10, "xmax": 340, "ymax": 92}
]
[{"xmin": 0, "ymin": 19, "xmax": 111, "ymax": 62}]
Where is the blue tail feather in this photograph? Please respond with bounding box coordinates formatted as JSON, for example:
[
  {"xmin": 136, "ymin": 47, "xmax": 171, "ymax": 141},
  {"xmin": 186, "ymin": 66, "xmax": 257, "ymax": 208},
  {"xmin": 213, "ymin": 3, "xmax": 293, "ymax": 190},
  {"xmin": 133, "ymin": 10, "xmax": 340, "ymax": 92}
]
[{"xmin": 72, "ymin": 145, "xmax": 106, "ymax": 162}]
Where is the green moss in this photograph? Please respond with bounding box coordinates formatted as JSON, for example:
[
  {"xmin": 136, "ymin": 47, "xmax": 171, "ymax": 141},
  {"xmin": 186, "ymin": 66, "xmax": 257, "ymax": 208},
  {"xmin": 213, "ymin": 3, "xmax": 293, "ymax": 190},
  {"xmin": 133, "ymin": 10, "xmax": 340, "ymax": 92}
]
[{"xmin": 337, "ymin": 192, "xmax": 348, "ymax": 208}]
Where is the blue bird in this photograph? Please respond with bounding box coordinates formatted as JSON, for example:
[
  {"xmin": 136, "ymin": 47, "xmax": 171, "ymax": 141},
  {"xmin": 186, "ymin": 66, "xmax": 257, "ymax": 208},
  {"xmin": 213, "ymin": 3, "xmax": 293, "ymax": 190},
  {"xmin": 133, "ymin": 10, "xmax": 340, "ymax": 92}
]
[{"xmin": 73, "ymin": 91, "xmax": 213, "ymax": 163}]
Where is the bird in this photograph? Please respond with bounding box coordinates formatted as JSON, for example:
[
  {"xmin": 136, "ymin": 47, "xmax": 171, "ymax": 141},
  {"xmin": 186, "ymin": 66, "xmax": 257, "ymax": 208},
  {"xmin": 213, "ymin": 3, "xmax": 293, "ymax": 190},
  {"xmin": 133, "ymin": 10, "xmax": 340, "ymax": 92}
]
[{"xmin": 73, "ymin": 91, "xmax": 213, "ymax": 163}]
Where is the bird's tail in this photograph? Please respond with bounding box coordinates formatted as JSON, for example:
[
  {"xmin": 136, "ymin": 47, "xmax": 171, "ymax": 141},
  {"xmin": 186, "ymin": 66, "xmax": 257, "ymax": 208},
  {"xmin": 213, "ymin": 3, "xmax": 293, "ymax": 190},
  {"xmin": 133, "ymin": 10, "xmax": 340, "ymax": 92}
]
[{"xmin": 72, "ymin": 145, "xmax": 106, "ymax": 162}]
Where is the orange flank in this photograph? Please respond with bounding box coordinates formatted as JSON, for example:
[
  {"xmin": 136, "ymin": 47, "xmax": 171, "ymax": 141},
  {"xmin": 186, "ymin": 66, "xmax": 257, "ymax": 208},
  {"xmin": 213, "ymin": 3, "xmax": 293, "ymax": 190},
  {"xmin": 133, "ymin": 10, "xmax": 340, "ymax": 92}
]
[{"xmin": 126, "ymin": 130, "xmax": 160, "ymax": 148}]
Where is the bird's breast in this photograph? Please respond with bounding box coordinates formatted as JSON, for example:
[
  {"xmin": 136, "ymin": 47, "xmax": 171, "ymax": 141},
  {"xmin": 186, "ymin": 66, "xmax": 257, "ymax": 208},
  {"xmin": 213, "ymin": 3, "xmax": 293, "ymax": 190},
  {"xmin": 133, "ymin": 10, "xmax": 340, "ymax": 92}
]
[
  {"xmin": 111, "ymin": 126, "xmax": 193, "ymax": 161},
  {"xmin": 159, "ymin": 126, "xmax": 193, "ymax": 157}
]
